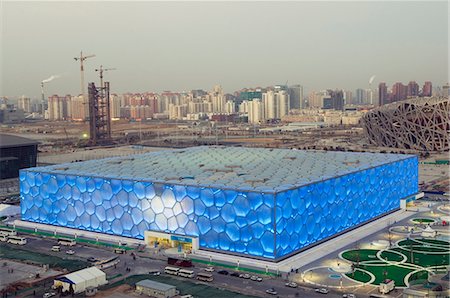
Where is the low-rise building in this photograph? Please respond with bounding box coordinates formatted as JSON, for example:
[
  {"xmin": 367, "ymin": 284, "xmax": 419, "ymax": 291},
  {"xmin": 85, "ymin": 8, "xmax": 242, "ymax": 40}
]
[
  {"xmin": 53, "ymin": 267, "xmax": 107, "ymax": 294},
  {"xmin": 135, "ymin": 279, "xmax": 177, "ymax": 298}
]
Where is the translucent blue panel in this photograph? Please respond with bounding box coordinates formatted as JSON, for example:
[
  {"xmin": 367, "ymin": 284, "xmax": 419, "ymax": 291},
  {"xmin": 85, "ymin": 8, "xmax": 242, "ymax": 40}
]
[
  {"xmin": 274, "ymin": 156, "xmax": 419, "ymax": 259},
  {"xmin": 19, "ymin": 156, "xmax": 417, "ymax": 261}
]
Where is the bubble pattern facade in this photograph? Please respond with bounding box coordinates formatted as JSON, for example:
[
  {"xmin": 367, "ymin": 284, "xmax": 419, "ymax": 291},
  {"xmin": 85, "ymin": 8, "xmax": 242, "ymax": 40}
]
[{"xmin": 20, "ymin": 152, "xmax": 418, "ymax": 261}]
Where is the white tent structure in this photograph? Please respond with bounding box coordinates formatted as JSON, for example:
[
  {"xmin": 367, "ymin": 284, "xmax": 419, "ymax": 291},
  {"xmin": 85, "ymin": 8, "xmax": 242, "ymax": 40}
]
[
  {"xmin": 0, "ymin": 204, "xmax": 20, "ymax": 217},
  {"xmin": 421, "ymin": 226, "xmax": 437, "ymax": 238},
  {"xmin": 53, "ymin": 267, "xmax": 107, "ymax": 294}
]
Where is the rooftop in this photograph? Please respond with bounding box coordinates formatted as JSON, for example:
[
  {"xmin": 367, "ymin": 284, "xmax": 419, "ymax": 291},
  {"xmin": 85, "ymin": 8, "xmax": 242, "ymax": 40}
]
[
  {"xmin": 136, "ymin": 279, "xmax": 176, "ymax": 291},
  {"xmin": 27, "ymin": 146, "xmax": 416, "ymax": 193},
  {"xmin": 0, "ymin": 134, "xmax": 39, "ymax": 148}
]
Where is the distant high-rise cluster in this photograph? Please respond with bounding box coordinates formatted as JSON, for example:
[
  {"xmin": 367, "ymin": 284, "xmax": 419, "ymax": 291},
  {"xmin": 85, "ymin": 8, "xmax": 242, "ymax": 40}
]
[
  {"xmin": 7, "ymin": 80, "xmax": 446, "ymax": 125},
  {"xmin": 378, "ymin": 81, "xmax": 432, "ymax": 106},
  {"xmin": 307, "ymin": 90, "xmax": 345, "ymax": 111}
]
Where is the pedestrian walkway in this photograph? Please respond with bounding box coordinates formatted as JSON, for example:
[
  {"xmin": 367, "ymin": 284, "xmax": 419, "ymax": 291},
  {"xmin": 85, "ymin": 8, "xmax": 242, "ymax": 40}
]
[{"xmin": 10, "ymin": 220, "xmax": 145, "ymax": 249}]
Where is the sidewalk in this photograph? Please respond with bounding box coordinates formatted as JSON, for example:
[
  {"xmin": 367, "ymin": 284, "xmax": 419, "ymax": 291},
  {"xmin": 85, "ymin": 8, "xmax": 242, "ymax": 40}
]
[{"xmin": 10, "ymin": 220, "xmax": 145, "ymax": 248}]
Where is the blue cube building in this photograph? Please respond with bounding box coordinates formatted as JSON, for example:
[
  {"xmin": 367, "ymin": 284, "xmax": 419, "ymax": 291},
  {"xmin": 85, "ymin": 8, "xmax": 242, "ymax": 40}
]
[{"xmin": 20, "ymin": 146, "xmax": 418, "ymax": 261}]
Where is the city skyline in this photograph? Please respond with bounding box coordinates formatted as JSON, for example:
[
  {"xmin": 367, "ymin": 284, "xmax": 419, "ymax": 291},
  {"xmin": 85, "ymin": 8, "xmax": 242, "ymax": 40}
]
[{"xmin": 1, "ymin": 1, "xmax": 448, "ymax": 98}]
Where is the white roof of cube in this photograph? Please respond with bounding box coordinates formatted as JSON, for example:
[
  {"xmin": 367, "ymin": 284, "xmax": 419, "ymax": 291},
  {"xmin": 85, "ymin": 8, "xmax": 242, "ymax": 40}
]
[{"xmin": 29, "ymin": 146, "xmax": 415, "ymax": 193}]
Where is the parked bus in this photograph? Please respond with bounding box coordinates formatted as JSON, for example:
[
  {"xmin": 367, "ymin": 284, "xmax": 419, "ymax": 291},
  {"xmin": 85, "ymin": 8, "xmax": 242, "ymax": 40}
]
[
  {"xmin": 164, "ymin": 266, "xmax": 180, "ymax": 276},
  {"xmin": 196, "ymin": 272, "xmax": 213, "ymax": 282},
  {"xmin": 57, "ymin": 238, "xmax": 76, "ymax": 246},
  {"xmin": 178, "ymin": 269, "xmax": 195, "ymax": 278},
  {"xmin": 0, "ymin": 227, "xmax": 17, "ymax": 236},
  {"xmin": 167, "ymin": 257, "xmax": 193, "ymax": 268},
  {"xmin": 7, "ymin": 236, "xmax": 27, "ymax": 245}
]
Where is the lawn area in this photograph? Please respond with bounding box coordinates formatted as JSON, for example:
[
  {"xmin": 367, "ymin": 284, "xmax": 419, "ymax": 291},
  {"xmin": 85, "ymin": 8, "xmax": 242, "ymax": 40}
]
[
  {"xmin": 419, "ymin": 239, "xmax": 450, "ymax": 248},
  {"xmin": 345, "ymin": 268, "xmax": 372, "ymax": 283},
  {"xmin": 102, "ymin": 274, "xmax": 257, "ymax": 298},
  {"xmin": 379, "ymin": 250, "xmax": 404, "ymax": 262},
  {"xmin": 411, "ymin": 218, "xmax": 435, "ymax": 224},
  {"xmin": 0, "ymin": 243, "xmax": 89, "ymax": 271},
  {"xmin": 408, "ymin": 270, "xmax": 429, "ymax": 284},
  {"xmin": 356, "ymin": 264, "xmax": 413, "ymax": 287},
  {"xmin": 392, "ymin": 247, "xmax": 449, "ymax": 268},
  {"xmin": 341, "ymin": 249, "xmax": 379, "ymax": 262}
]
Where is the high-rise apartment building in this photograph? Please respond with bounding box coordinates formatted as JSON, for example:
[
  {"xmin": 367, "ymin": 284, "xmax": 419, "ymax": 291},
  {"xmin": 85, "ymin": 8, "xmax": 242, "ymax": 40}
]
[
  {"xmin": 263, "ymin": 90, "xmax": 277, "ymax": 119},
  {"xmin": 422, "ymin": 81, "xmax": 432, "ymax": 97},
  {"xmin": 248, "ymin": 99, "xmax": 265, "ymax": 124},
  {"xmin": 110, "ymin": 94, "xmax": 122, "ymax": 119},
  {"xmin": 343, "ymin": 90, "xmax": 353, "ymax": 105},
  {"xmin": 70, "ymin": 95, "xmax": 88, "ymax": 121},
  {"xmin": 355, "ymin": 89, "xmax": 365, "ymax": 104},
  {"xmin": 324, "ymin": 90, "xmax": 344, "ymax": 111},
  {"xmin": 18, "ymin": 96, "xmax": 31, "ymax": 113},
  {"xmin": 48, "ymin": 95, "xmax": 70, "ymax": 121},
  {"xmin": 391, "ymin": 82, "xmax": 408, "ymax": 102},
  {"xmin": 288, "ymin": 85, "xmax": 303, "ymax": 109},
  {"xmin": 277, "ymin": 90, "xmax": 290, "ymax": 118},
  {"xmin": 378, "ymin": 83, "xmax": 388, "ymax": 106},
  {"xmin": 407, "ymin": 81, "xmax": 419, "ymax": 97}
]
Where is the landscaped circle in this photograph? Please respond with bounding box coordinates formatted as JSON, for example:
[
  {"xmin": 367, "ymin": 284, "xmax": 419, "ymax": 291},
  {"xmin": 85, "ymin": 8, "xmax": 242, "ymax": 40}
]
[
  {"xmin": 340, "ymin": 238, "xmax": 450, "ymax": 288},
  {"xmin": 411, "ymin": 218, "xmax": 436, "ymax": 224}
]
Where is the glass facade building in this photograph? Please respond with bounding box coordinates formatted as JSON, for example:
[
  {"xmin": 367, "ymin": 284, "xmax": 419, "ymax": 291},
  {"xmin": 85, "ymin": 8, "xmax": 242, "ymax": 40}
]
[{"xmin": 20, "ymin": 147, "xmax": 418, "ymax": 261}]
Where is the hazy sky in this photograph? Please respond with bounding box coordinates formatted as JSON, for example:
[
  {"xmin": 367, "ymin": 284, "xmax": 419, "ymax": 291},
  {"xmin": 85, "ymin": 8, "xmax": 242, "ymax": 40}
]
[{"xmin": 1, "ymin": 1, "xmax": 448, "ymax": 98}]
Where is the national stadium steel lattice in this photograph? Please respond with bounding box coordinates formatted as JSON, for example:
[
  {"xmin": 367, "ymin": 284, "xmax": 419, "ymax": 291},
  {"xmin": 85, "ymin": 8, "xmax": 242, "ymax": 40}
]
[{"xmin": 362, "ymin": 97, "xmax": 449, "ymax": 152}]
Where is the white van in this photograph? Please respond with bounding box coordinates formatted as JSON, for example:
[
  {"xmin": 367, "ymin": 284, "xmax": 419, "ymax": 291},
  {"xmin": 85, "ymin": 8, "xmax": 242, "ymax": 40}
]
[{"xmin": 51, "ymin": 245, "xmax": 61, "ymax": 252}]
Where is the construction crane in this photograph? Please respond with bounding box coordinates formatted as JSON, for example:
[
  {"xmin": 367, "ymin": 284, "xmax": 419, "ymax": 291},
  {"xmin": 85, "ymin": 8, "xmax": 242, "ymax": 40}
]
[
  {"xmin": 95, "ymin": 65, "xmax": 116, "ymax": 88},
  {"xmin": 74, "ymin": 51, "xmax": 95, "ymax": 108}
]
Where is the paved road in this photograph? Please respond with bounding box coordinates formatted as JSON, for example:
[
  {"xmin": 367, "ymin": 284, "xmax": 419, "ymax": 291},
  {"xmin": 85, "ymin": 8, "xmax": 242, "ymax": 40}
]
[{"xmin": 9, "ymin": 235, "xmax": 345, "ymax": 297}]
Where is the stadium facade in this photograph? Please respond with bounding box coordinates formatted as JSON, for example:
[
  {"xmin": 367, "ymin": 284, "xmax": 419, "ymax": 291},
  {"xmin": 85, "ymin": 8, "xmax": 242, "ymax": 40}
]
[
  {"xmin": 362, "ymin": 97, "xmax": 449, "ymax": 152},
  {"xmin": 20, "ymin": 146, "xmax": 418, "ymax": 261}
]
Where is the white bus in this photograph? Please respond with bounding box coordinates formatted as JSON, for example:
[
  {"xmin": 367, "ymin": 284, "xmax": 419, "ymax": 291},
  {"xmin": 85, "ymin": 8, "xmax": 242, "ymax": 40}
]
[
  {"xmin": 164, "ymin": 266, "xmax": 180, "ymax": 276},
  {"xmin": 196, "ymin": 272, "xmax": 213, "ymax": 282},
  {"xmin": 0, "ymin": 227, "xmax": 17, "ymax": 236},
  {"xmin": 57, "ymin": 238, "xmax": 76, "ymax": 246},
  {"xmin": 7, "ymin": 236, "xmax": 27, "ymax": 245},
  {"xmin": 178, "ymin": 269, "xmax": 195, "ymax": 278}
]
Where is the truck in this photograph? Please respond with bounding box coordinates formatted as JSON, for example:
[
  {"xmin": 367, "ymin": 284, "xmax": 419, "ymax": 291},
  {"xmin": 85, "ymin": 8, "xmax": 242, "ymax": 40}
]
[{"xmin": 379, "ymin": 279, "xmax": 395, "ymax": 294}]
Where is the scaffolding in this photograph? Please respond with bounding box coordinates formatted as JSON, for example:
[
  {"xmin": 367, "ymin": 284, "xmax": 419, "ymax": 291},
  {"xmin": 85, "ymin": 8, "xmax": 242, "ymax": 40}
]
[{"xmin": 88, "ymin": 82, "xmax": 111, "ymax": 146}]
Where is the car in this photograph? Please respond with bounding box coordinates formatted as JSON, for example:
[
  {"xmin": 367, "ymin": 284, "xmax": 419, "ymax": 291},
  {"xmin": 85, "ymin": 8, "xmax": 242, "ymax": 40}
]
[
  {"xmin": 87, "ymin": 257, "xmax": 98, "ymax": 262},
  {"xmin": 285, "ymin": 282, "xmax": 298, "ymax": 288},
  {"xmin": 315, "ymin": 288, "xmax": 329, "ymax": 294},
  {"xmin": 114, "ymin": 248, "xmax": 125, "ymax": 254},
  {"xmin": 343, "ymin": 294, "xmax": 356, "ymax": 298},
  {"xmin": 204, "ymin": 266, "xmax": 214, "ymax": 272},
  {"xmin": 51, "ymin": 245, "xmax": 61, "ymax": 252},
  {"xmin": 265, "ymin": 288, "xmax": 278, "ymax": 295},
  {"xmin": 239, "ymin": 273, "xmax": 245, "ymax": 278},
  {"xmin": 250, "ymin": 275, "xmax": 258, "ymax": 281},
  {"xmin": 256, "ymin": 276, "xmax": 263, "ymax": 282},
  {"xmin": 242, "ymin": 273, "xmax": 251, "ymax": 279},
  {"xmin": 65, "ymin": 250, "xmax": 75, "ymax": 255},
  {"xmin": 218, "ymin": 270, "xmax": 229, "ymax": 275},
  {"xmin": 42, "ymin": 292, "xmax": 56, "ymax": 298},
  {"xmin": 230, "ymin": 272, "xmax": 240, "ymax": 277},
  {"xmin": 179, "ymin": 295, "xmax": 194, "ymax": 298},
  {"xmin": 149, "ymin": 270, "xmax": 161, "ymax": 276}
]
